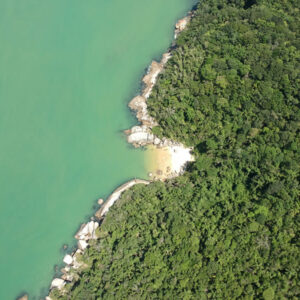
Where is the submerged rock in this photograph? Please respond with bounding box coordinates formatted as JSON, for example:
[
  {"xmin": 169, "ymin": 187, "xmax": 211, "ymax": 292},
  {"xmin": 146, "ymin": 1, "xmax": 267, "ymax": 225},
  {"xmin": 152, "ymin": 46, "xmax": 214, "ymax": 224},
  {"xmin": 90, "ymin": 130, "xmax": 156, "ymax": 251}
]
[{"xmin": 17, "ymin": 294, "xmax": 28, "ymax": 300}]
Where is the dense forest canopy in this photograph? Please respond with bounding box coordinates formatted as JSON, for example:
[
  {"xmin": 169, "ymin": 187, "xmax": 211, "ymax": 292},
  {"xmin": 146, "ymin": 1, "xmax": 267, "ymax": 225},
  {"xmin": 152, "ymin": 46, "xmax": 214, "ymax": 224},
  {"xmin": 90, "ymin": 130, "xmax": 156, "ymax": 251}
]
[{"xmin": 51, "ymin": 0, "xmax": 299, "ymax": 299}]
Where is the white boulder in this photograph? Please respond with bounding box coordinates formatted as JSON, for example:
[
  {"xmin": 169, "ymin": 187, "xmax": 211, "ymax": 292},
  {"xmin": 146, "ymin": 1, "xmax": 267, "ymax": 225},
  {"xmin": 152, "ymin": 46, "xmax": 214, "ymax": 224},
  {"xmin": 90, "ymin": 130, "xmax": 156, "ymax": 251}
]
[
  {"xmin": 63, "ymin": 254, "xmax": 73, "ymax": 265},
  {"xmin": 127, "ymin": 126, "xmax": 156, "ymax": 145},
  {"xmin": 50, "ymin": 278, "xmax": 65, "ymax": 290},
  {"xmin": 78, "ymin": 239, "xmax": 88, "ymax": 250},
  {"xmin": 75, "ymin": 221, "xmax": 99, "ymax": 240}
]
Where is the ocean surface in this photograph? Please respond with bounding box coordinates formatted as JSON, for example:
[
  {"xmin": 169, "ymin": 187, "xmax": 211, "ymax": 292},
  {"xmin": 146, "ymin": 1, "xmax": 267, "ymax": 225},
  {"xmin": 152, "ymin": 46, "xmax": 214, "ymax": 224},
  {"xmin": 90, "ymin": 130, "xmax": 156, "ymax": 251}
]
[{"xmin": 0, "ymin": 0, "xmax": 196, "ymax": 299}]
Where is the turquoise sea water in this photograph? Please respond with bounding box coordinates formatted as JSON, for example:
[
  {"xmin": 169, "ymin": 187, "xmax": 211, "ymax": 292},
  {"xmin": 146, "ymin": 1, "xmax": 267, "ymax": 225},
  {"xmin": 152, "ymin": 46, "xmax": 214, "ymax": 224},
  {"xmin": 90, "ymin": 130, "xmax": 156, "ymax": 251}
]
[{"xmin": 0, "ymin": 1, "xmax": 196, "ymax": 299}]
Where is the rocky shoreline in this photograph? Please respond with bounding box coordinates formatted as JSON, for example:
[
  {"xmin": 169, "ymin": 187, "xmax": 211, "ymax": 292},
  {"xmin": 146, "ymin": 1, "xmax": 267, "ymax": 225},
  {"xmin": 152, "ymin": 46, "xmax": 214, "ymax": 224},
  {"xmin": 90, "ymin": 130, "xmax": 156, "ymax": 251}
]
[
  {"xmin": 125, "ymin": 14, "xmax": 194, "ymax": 180},
  {"xmin": 43, "ymin": 179, "xmax": 149, "ymax": 297},
  {"xmin": 125, "ymin": 15, "xmax": 194, "ymax": 169},
  {"xmin": 125, "ymin": 52, "xmax": 174, "ymax": 148},
  {"xmin": 94, "ymin": 179, "xmax": 150, "ymax": 219},
  {"xmin": 44, "ymin": 13, "xmax": 194, "ymax": 300}
]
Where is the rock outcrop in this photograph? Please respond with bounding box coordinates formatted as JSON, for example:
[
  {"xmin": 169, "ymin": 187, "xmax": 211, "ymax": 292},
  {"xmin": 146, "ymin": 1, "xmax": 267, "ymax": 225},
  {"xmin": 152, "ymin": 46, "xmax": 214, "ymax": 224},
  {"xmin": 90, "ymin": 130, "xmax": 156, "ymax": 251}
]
[
  {"xmin": 128, "ymin": 96, "xmax": 155, "ymax": 126},
  {"xmin": 48, "ymin": 180, "xmax": 149, "ymax": 298},
  {"xmin": 127, "ymin": 53, "xmax": 172, "ymax": 133},
  {"xmin": 142, "ymin": 55, "xmax": 170, "ymax": 99},
  {"xmin": 95, "ymin": 179, "xmax": 150, "ymax": 219},
  {"xmin": 174, "ymin": 16, "xmax": 190, "ymax": 38},
  {"xmin": 75, "ymin": 221, "xmax": 99, "ymax": 241},
  {"xmin": 126, "ymin": 17, "xmax": 192, "ymax": 150},
  {"xmin": 127, "ymin": 125, "xmax": 159, "ymax": 147}
]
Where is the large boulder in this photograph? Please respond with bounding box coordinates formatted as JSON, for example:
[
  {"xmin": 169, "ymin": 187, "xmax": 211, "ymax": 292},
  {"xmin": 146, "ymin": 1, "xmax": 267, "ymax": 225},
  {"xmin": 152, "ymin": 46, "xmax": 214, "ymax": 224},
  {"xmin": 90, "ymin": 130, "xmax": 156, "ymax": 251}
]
[
  {"xmin": 63, "ymin": 254, "xmax": 73, "ymax": 265},
  {"xmin": 78, "ymin": 239, "xmax": 88, "ymax": 251},
  {"xmin": 127, "ymin": 125, "xmax": 158, "ymax": 146},
  {"xmin": 50, "ymin": 278, "xmax": 65, "ymax": 290}
]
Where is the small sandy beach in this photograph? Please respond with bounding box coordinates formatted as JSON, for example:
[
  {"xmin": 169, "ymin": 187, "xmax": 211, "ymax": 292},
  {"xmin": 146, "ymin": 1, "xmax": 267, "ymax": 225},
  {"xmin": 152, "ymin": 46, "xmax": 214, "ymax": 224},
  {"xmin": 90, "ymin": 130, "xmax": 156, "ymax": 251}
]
[{"xmin": 145, "ymin": 144, "xmax": 194, "ymax": 180}]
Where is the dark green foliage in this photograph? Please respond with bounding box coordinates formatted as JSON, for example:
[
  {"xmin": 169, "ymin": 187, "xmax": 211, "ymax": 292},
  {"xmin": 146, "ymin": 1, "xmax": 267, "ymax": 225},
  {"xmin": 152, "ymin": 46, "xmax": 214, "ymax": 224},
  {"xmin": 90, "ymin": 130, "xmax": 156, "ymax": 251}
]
[
  {"xmin": 53, "ymin": 177, "xmax": 299, "ymax": 299},
  {"xmin": 52, "ymin": 0, "xmax": 299, "ymax": 299},
  {"xmin": 149, "ymin": 0, "xmax": 299, "ymax": 148}
]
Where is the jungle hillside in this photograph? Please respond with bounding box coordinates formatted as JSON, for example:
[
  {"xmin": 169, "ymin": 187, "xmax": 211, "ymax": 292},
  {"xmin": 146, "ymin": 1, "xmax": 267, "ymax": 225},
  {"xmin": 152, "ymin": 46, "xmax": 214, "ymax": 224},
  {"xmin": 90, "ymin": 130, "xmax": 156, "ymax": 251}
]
[{"xmin": 51, "ymin": 0, "xmax": 299, "ymax": 299}]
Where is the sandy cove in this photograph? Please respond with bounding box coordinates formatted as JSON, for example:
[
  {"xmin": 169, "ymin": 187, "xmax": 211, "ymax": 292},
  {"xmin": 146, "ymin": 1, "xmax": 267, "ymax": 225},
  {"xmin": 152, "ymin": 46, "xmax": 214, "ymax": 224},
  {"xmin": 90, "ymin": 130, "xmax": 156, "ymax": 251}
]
[{"xmin": 146, "ymin": 145, "xmax": 194, "ymax": 180}]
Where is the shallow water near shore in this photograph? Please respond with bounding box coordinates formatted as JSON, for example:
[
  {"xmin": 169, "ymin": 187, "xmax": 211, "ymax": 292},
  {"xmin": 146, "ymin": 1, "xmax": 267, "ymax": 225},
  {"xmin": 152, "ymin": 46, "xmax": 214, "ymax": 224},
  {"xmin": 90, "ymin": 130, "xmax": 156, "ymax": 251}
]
[{"xmin": 0, "ymin": 0, "xmax": 196, "ymax": 299}]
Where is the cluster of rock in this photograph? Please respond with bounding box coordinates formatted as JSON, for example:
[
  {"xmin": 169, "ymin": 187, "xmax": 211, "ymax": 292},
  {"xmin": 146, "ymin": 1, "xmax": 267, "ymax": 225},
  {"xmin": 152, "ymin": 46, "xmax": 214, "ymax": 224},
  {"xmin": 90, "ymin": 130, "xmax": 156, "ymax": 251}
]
[
  {"xmin": 47, "ymin": 180, "xmax": 149, "ymax": 299},
  {"xmin": 126, "ymin": 125, "xmax": 157, "ymax": 146},
  {"xmin": 48, "ymin": 220, "xmax": 100, "ymax": 295},
  {"xmin": 125, "ymin": 17, "xmax": 190, "ymax": 149},
  {"xmin": 75, "ymin": 221, "xmax": 99, "ymax": 244}
]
